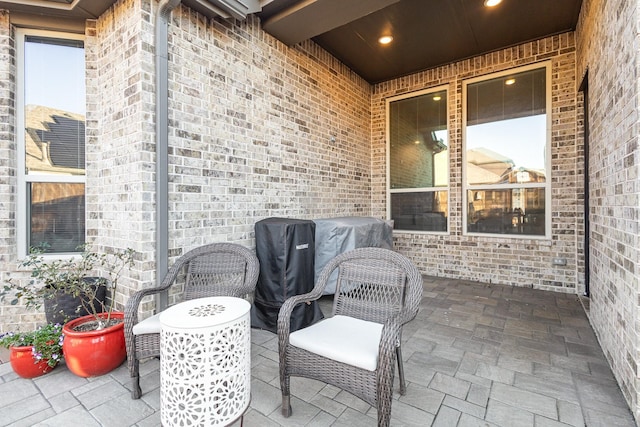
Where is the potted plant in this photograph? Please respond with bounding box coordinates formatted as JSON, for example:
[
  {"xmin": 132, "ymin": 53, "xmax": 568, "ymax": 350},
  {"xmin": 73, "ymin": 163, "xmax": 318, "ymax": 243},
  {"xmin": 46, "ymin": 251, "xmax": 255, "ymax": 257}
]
[
  {"xmin": 0, "ymin": 323, "xmax": 63, "ymax": 378},
  {"xmin": 2, "ymin": 245, "xmax": 135, "ymax": 377},
  {"xmin": 2, "ymin": 244, "xmax": 110, "ymax": 324}
]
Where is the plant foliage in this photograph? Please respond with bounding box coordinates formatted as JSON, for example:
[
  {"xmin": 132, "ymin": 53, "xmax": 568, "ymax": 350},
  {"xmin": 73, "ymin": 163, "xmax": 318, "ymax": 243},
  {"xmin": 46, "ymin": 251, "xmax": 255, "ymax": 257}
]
[
  {"xmin": 0, "ymin": 323, "xmax": 64, "ymax": 367},
  {"xmin": 1, "ymin": 244, "xmax": 135, "ymax": 330}
]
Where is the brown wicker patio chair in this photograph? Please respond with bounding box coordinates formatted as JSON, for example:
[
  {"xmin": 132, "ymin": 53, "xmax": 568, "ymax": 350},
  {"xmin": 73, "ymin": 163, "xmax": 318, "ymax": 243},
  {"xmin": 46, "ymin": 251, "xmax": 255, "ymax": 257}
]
[
  {"xmin": 124, "ymin": 242, "xmax": 259, "ymax": 399},
  {"xmin": 278, "ymin": 247, "xmax": 423, "ymax": 427}
]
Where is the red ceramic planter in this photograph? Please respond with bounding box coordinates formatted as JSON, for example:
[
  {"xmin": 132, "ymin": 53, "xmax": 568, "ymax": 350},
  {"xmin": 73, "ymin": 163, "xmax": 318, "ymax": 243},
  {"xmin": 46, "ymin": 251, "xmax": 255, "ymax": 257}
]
[
  {"xmin": 10, "ymin": 345, "xmax": 56, "ymax": 379},
  {"xmin": 62, "ymin": 312, "xmax": 126, "ymax": 377}
]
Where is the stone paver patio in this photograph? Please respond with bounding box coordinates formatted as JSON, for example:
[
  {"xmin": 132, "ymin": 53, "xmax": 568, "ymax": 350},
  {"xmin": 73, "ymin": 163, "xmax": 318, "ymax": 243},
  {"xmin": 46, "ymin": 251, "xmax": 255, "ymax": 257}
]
[{"xmin": 0, "ymin": 276, "xmax": 636, "ymax": 426}]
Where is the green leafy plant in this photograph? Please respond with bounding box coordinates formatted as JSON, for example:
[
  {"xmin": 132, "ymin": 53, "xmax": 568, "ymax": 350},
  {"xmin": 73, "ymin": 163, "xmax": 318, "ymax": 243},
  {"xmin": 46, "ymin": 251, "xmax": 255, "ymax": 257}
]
[
  {"xmin": 0, "ymin": 323, "xmax": 64, "ymax": 367},
  {"xmin": 1, "ymin": 244, "xmax": 135, "ymax": 330}
]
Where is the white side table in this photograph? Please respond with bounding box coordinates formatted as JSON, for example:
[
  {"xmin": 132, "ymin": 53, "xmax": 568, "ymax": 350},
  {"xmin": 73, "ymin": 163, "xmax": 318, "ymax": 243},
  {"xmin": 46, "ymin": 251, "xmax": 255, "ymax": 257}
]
[{"xmin": 160, "ymin": 296, "xmax": 251, "ymax": 427}]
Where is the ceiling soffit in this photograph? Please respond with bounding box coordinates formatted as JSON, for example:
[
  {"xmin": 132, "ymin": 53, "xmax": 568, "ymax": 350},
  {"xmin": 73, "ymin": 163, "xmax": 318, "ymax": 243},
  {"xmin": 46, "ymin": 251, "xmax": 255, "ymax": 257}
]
[
  {"xmin": 0, "ymin": 0, "xmax": 583, "ymax": 84},
  {"xmin": 262, "ymin": 0, "xmax": 400, "ymax": 46},
  {"xmin": 259, "ymin": 0, "xmax": 583, "ymax": 83}
]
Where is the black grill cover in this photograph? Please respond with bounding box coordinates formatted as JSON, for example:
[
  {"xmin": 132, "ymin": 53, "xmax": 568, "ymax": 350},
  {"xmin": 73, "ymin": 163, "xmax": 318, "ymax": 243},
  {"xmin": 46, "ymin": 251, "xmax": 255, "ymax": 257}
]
[{"xmin": 251, "ymin": 217, "xmax": 323, "ymax": 333}]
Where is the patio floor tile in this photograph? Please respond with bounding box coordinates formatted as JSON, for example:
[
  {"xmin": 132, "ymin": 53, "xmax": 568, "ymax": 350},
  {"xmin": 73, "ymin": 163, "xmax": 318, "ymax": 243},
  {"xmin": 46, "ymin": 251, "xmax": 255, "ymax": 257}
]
[{"xmin": 0, "ymin": 276, "xmax": 636, "ymax": 426}]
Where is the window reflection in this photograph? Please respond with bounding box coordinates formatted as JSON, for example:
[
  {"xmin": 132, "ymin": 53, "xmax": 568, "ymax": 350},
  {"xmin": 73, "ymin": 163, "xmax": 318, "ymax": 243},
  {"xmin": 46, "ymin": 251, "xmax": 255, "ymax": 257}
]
[
  {"xmin": 25, "ymin": 36, "xmax": 85, "ymax": 176},
  {"xmin": 466, "ymin": 115, "xmax": 546, "ymax": 185},
  {"xmin": 388, "ymin": 89, "xmax": 449, "ymax": 233},
  {"xmin": 391, "ymin": 191, "xmax": 448, "ymax": 232},
  {"xmin": 389, "ymin": 90, "xmax": 448, "ymax": 189},
  {"xmin": 26, "ymin": 107, "xmax": 86, "ymax": 175},
  {"xmin": 467, "ymin": 189, "xmax": 545, "ymax": 235},
  {"xmin": 29, "ymin": 183, "xmax": 85, "ymax": 252},
  {"xmin": 22, "ymin": 34, "xmax": 86, "ymax": 253},
  {"xmin": 464, "ymin": 65, "xmax": 548, "ymax": 237}
]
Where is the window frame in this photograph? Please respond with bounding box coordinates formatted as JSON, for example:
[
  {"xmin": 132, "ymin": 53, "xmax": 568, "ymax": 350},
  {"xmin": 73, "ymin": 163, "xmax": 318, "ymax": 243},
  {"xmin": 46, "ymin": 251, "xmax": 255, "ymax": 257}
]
[
  {"xmin": 462, "ymin": 62, "xmax": 552, "ymax": 239},
  {"xmin": 16, "ymin": 28, "xmax": 86, "ymax": 257},
  {"xmin": 386, "ymin": 85, "xmax": 450, "ymax": 235}
]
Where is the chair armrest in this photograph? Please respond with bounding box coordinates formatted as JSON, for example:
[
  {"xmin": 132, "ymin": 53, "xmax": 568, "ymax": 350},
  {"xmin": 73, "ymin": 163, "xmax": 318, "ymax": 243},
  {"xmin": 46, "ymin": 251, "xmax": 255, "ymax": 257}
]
[
  {"xmin": 277, "ymin": 249, "xmax": 355, "ymax": 347},
  {"xmin": 376, "ymin": 316, "xmax": 403, "ymax": 386},
  {"xmin": 276, "ymin": 287, "xmax": 323, "ymax": 341},
  {"xmin": 124, "ymin": 286, "xmax": 167, "ymax": 333},
  {"xmin": 379, "ymin": 316, "xmax": 402, "ymax": 355},
  {"xmin": 124, "ymin": 252, "xmax": 191, "ymax": 331},
  {"xmin": 276, "ymin": 286, "xmax": 324, "ymax": 377},
  {"xmin": 399, "ymin": 306, "xmax": 420, "ymax": 327}
]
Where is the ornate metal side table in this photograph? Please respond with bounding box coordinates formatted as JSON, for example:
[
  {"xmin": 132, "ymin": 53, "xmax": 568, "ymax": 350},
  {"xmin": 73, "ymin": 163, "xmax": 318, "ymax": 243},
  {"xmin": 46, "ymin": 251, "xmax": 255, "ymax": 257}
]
[{"xmin": 160, "ymin": 296, "xmax": 251, "ymax": 426}]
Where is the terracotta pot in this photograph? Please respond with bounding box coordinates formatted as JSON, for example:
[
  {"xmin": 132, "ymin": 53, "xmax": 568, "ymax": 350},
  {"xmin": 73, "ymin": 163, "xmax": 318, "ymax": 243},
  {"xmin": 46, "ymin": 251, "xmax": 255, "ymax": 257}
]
[
  {"xmin": 10, "ymin": 345, "xmax": 56, "ymax": 379},
  {"xmin": 62, "ymin": 312, "xmax": 126, "ymax": 377}
]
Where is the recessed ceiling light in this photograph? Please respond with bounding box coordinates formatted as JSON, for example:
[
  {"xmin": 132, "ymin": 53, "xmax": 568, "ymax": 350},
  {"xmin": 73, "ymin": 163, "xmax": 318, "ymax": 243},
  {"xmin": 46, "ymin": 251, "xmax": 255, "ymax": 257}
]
[
  {"xmin": 378, "ymin": 35, "xmax": 393, "ymax": 45},
  {"xmin": 505, "ymin": 78, "xmax": 516, "ymax": 85},
  {"xmin": 484, "ymin": 0, "xmax": 502, "ymax": 6},
  {"xmin": 433, "ymin": 95, "xmax": 442, "ymax": 101}
]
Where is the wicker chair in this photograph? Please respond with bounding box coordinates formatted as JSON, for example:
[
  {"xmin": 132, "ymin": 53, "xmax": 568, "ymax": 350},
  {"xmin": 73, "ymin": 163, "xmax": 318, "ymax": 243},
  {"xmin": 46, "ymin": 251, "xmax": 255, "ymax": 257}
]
[
  {"xmin": 124, "ymin": 243, "xmax": 259, "ymax": 399},
  {"xmin": 277, "ymin": 247, "xmax": 423, "ymax": 427}
]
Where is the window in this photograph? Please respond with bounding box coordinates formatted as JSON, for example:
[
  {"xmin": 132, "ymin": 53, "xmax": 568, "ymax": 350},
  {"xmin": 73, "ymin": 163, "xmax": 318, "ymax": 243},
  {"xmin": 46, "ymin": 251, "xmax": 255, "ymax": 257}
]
[
  {"xmin": 463, "ymin": 63, "xmax": 550, "ymax": 237},
  {"xmin": 387, "ymin": 87, "xmax": 448, "ymax": 232},
  {"xmin": 17, "ymin": 29, "xmax": 86, "ymax": 255}
]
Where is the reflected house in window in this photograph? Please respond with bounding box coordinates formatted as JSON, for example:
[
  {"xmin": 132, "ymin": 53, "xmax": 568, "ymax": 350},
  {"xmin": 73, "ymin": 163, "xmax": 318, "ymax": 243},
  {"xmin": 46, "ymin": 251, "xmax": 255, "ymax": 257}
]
[
  {"xmin": 464, "ymin": 65, "xmax": 549, "ymax": 237},
  {"xmin": 466, "ymin": 147, "xmax": 545, "ymax": 235},
  {"xmin": 26, "ymin": 105, "xmax": 85, "ymax": 173},
  {"xmin": 466, "ymin": 147, "xmax": 514, "ymax": 185},
  {"xmin": 467, "ymin": 147, "xmax": 546, "ymax": 187},
  {"xmin": 25, "ymin": 105, "xmax": 85, "ymax": 251}
]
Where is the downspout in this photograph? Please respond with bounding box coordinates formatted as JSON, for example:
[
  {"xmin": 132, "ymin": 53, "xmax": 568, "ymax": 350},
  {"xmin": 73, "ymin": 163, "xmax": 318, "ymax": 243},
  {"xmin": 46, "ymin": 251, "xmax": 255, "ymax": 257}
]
[{"xmin": 156, "ymin": 0, "xmax": 180, "ymax": 310}]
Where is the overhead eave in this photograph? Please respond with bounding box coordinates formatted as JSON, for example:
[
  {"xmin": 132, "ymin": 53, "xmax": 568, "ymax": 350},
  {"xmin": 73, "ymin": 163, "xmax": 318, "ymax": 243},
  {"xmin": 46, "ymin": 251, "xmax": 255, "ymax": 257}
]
[
  {"xmin": 262, "ymin": 0, "xmax": 400, "ymax": 46},
  {"xmin": 0, "ymin": 0, "xmax": 116, "ymax": 32},
  {"xmin": 0, "ymin": 0, "xmax": 264, "ymax": 32},
  {"xmin": 0, "ymin": 0, "xmax": 117, "ymax": 19},
  {"xmin": 182, "ymin": 0, "xmax": 263, "ymax": 20}
]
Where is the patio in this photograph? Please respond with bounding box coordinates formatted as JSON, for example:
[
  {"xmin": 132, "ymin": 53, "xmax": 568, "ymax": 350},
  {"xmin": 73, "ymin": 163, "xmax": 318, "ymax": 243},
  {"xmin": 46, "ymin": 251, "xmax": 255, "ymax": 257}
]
[{"xmin": 0, "ymin": 276, "xmax": 635, "ymax": 426}]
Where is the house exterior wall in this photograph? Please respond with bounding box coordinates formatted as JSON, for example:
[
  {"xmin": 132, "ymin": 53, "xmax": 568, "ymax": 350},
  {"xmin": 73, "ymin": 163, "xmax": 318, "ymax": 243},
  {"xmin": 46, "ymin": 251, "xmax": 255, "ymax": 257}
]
[
  {"xmin": 372, "ymin": 34, "xmax": 584, "ymax": 293},
  {"xmin": 0, "ymin": 4, "xmax": 637, "ymax": 424},
  {"xmin": 575, "ymin": 0, "xmax": 640, "ymax": 422},
  {"xmin": 85, "ymin": 0, "xmax": 157, "ymax": 315},
  {"xmin": 0, "ymin": 12, "xmax": 12, "ymax": 265},
  {"xmin": 0, "ymin": 12, "xmax": 20, "ymax": 330},
  {"xmin": 0, "ymin": 0, "xmax": 373, "ymax": 331}
]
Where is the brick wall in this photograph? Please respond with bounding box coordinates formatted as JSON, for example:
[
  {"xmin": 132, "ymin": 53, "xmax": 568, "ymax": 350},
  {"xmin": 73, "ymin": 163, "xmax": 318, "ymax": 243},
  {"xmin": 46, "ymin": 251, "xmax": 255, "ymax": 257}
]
[
  {"xmin": 0, "ymin": 0, "xmax": 374, "ymax": 331},
  {"xmin": 372, "ymin": 34, "xmax": 583, "ymax": 293},
  {"xmin": 85, "ymin": 0, "xmax": 158, "ymax": 312},
  {"xmin": 165, "ymin": 5, "xmax": 372, "ymax": 250},
  {"xmin": 576, "ymin": 0, "xmax": 640, "ymax": 422},
  {"xmin": 155, "ymin": 3, "xmax": 372, "ymax": 312},
  {"xmin": 0, "ymin": 14, "xmax": 25, "ymax": 332}
]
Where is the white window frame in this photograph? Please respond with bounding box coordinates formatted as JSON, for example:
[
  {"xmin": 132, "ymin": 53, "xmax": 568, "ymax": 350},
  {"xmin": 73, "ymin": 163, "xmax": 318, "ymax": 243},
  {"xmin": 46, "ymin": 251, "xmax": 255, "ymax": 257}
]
[
  {"xmin": 16, "ymin": 28, "xmax": 86, "ymax": 257},
  {"xmin": 386, "ymin": 85, "xmax": 450, "ymax": 235},
  {"xmin": 462, "ymin": 62, "xmax": 552, "ymax": 239}
]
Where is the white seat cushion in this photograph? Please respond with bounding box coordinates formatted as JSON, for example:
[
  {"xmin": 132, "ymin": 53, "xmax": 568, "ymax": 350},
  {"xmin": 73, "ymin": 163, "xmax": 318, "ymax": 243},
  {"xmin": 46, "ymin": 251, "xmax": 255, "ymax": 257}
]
[
  {"xmin": 132, "ymin": 312, "xmax": 162, "ymax": 335},
  {"xmin": 288, "ymin": 315, "xmax": 383, "ymax": 371}
]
